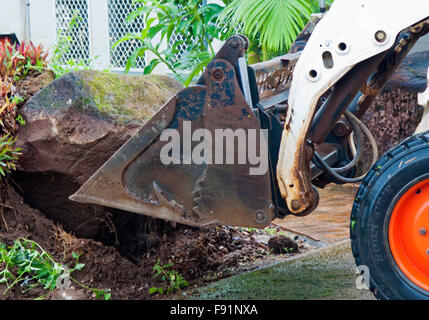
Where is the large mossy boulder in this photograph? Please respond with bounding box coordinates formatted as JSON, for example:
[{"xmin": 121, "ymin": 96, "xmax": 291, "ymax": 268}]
[{"xmin": 14, "ymin": 70, "xmax": 182, "ymax": 244}]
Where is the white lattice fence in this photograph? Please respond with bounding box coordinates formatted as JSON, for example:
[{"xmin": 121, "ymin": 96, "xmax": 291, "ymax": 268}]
[
  {"xmin": 55, "ymin": 0, "xmax": 90, "ymax": 64},
  {"xmin": 49, "ymin": 0, "xmax": 220, "ymax": 73},
  {"xmin": 108, "ymin": 0, "xmax": 146, "ymax": 69}
]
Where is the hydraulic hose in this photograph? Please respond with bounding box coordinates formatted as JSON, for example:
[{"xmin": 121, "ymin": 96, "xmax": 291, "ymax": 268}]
[
  {"xmin": 312, "ymin": 110, "xmax": 378, "ymax": 183},
  {"xmin": 330, "ymin": 111, "xmax": 363, "ymax": 174}
]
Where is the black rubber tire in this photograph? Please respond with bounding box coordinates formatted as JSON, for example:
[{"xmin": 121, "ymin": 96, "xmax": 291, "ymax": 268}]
[{"xmin": 351, "ymin": 131, "xmax": 429, "ymax": 300}]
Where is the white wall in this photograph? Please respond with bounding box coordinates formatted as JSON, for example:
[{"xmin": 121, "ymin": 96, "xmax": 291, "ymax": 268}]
[
  {"xmin": 0, "ymin": 0, "xmax": 56, "ymax": 54},
  {"xmin": 28, "ymin": 0, "xmax": 56, "ymax": 53},
  {"xmin": 88, "ymin": 0, "xmax": 110, "ymax": 70},
  {"xmin": 0, "ymin": 0, "xmax": 27, "ymax": 41}
]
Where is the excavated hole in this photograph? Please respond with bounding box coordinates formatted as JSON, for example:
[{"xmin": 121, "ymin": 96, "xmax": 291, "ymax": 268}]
[{"xmin": 12, "ymin": 171, "xmax": 173, "ymax": 263}]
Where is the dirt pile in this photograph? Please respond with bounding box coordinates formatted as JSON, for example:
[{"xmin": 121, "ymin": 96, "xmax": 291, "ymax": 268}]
[
  {"xmin": 0, "ymin": 184, "xmax": 140, "ymax": 300},
  {"xmin": 362, "ymin": 87, "xmax": 422, "ymax": 155},
  {"xmin": 362, "ymin": 51, "xmax": 429, "ymax": 155},
  {"xmin": 0, "ymin": 185, "xmax": 272, "ymax": 300},
  {"xmin": 14, "ymin": 70, "xmax": 55, "ymax": 103}
]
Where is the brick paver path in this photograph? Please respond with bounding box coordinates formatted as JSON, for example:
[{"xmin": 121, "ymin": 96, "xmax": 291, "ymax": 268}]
[{"xmin": 274, "ymin": 184, "xmax": 360, "ymax": 243}]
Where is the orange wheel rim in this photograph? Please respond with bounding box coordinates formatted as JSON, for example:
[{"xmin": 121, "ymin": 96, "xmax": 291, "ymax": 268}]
[{"xmin": 389, "ymin": 178, "xmax": 429, "ymax": 291}]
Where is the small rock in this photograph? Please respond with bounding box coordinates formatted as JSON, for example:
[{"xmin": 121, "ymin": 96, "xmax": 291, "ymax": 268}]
[{"xmin": 268, "ymin": 236, "xmax": 299, "ymax": 255}]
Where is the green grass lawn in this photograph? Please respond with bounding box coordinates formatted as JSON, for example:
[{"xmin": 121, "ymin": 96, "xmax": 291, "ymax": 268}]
[{"xmin": 187, "ymin": 241, "xmax": 375, "ymax": 300}]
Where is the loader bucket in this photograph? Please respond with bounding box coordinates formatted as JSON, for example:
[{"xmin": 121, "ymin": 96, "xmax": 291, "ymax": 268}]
[{"xmin": 70, "ymin": 36, "xmax": 274, "ymax": 228}]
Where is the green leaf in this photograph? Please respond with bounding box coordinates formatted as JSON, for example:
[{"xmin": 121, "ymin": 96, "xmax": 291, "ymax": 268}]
[
  {"xmin": 126, "ymin": 6, "xmax": 150, "ymax": 22},
  {"xmin": 147, "ymin": 24, "xmax": 166, "ymax": 39},
  {"xmin": 112, "ymin": 33, "xmax": 141, "ymax": 49},
  {"xmin": 75, "ymin": 263, "xmax": 85, "ymax": 271},
  {"xmin": 149, "ymin": 287, "xmax": 158, "ymax": 295},
  {"xmin": 143, "ymin": 59, "xmax": 160, "ymax": 74},
  {"xmin": 125, "ymin": 47, "xmax": 147, "ymax": 73}
]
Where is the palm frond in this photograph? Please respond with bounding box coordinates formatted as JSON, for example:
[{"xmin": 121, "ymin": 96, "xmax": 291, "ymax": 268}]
[{"xmin": 220, "ymin": 0, "xmax": 313, "ymax": 52}]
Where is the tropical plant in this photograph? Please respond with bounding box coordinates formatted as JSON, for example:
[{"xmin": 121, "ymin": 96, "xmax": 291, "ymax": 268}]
[
  {"xmin": 0, "ymin": 76, "xmax": 11, "ymax": 98},
  {"xmin": 0, "ymin": 97, "xmax": 19, "ymax": 136},
  {"xmin": 220, "ymin": 0, "xmax": 315, "ymax": 60},
  {"xmin": 0, "ymin": 40, "xmax": 49, "ymax": 80},
  {"xmin": 0, "ymin": 38, "xmax": 49, "ymax": 180},
  {"xmin": 0, "ymin": 43, "xmax": 24, "ymax": 79},
  {"xmin": 118, "ymin": 0, "xmax": 335, "ymax": 84},
  {"xmin": 309, "ymin": 0, "xmax": 334, "ymax": 12},
  {"xmin": 23, "ymin": 43, "xmax": 49, "ymax": 68},
  {"xmin": 220, "ymin": 0, "xmax": 336, "ymax": 61},
  {"xmin": 115, "ymin": 0, "xmax": 228, "ymax": 86}
]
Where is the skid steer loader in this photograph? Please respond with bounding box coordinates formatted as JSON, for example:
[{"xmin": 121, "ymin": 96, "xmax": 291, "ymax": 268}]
[{"xmin": 70, "ymin": 0, "xmax": 429, "ymax": 300}]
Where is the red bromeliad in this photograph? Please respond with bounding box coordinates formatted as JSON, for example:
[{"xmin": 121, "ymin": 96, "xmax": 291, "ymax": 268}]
[{"xmin": 0, "ymin": 40, "xmax": 49, "ymax": 79}]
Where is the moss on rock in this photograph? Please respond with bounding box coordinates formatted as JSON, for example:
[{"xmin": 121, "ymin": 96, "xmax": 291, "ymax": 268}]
[
  {"xmin": 24, "ymin": 70, "xmax": 183, "ymax": 128},
  {"xmin": 78, "ymin": 70, "xmax": 183, "ymax": 122}
]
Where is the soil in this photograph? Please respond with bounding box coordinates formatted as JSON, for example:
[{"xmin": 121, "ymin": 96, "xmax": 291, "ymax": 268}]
[
  {"xmin": 14, "ymin": 70, "xmax": 55, "ymax": 104},
  {"xmin": 0, "ymin": 183, "xmax": 309, "ymax": 300},
  {"xmin": 268, "ymin": 236, "xmax": 299, "ymax": 254}
]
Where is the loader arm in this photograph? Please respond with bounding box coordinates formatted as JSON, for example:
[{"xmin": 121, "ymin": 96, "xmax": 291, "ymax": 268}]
[{"xmin": 278, "ymin": 0, "xmax": 429, "ymax": 214}]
